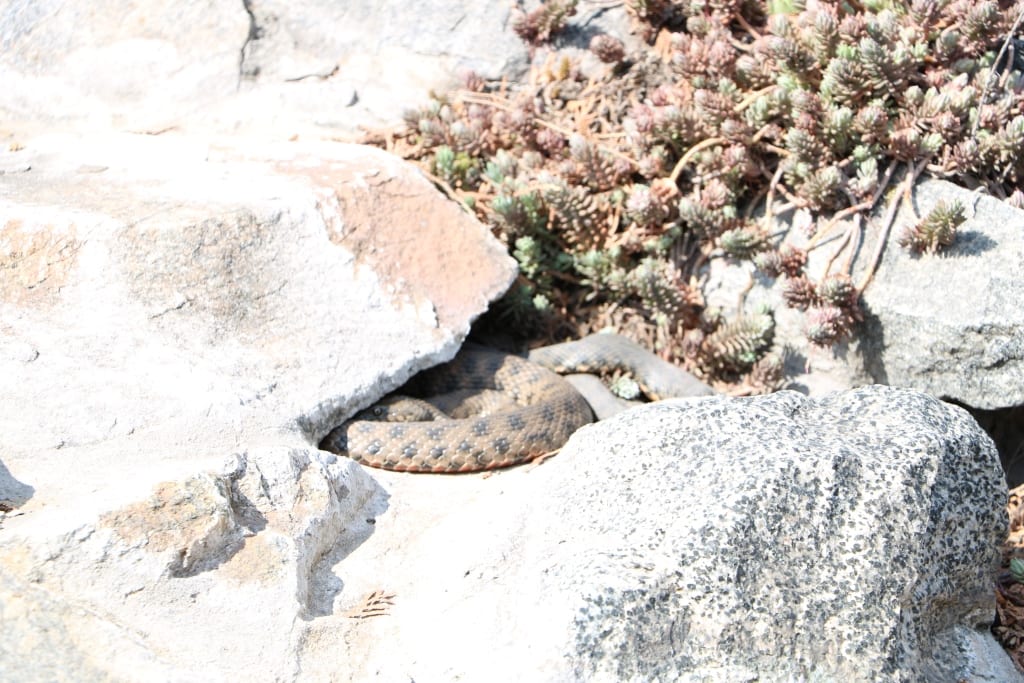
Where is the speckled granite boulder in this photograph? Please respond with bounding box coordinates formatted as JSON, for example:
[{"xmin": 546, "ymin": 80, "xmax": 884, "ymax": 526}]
[
  {"xmin": 315, "ymin": 386, "xmax": 1016, "ymax": 681},
  {"xmin": 529, "ymin": 386, "xmax": 1012, "ymax": 681}
]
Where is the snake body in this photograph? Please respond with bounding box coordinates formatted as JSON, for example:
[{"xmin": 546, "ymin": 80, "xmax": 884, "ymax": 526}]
[
  {"xmin": 320, "ymin": 334, "xmax": 713, "ymax": 473},
  {"xmin": 321, "ymin": 345, "xmax": 593, "ymax": 473},
  {"xmin": 528, "ymin": 334, "xmax": 715, "ymax": 401}
]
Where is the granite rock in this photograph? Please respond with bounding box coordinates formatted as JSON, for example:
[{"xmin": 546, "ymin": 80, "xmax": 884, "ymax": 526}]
[{"xmin": 309, "ymin": 387, "xmax": 1016, "ymax": 682}]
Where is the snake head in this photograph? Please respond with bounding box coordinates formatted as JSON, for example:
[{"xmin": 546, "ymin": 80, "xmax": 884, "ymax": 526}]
[{"xmin": 353, "ymin": 395, "xmax": 447, "ymax": 422}]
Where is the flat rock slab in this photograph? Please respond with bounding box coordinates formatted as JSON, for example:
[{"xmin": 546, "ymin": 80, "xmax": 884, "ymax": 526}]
[
  {"xmin": 0, "ymin": 1, "xmax": 645, "ymax": 140},
  {"xmin": 0, "ymin": 0, "xmax": 528, "ymax": 137},
  {"xmin": 1, "ymin": 132, "xmax": 516, "ymax": 507},
  {"xmin": 0, "ymin": 131, "xmax": 516, "ymax": 678}
]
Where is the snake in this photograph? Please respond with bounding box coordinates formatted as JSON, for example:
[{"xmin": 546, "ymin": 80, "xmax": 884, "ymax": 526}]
[{"xmin": 320, "ymin": 333, "xmax": 714, "ymax": 473}]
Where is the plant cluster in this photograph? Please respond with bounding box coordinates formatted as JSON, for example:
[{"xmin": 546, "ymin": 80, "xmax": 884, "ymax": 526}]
[
  {"xmin": 898, "ymin": 198, "xmax": 967, "ymax": 252},
  {"xmin": 369, "ymin": 0, "xmax": 1024, "ymax": 391}
]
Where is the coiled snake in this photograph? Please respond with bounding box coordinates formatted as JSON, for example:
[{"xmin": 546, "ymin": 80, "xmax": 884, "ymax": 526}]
[{"xmin": 320, "ymin": 333, "xmax": 713, "ymax": 473}]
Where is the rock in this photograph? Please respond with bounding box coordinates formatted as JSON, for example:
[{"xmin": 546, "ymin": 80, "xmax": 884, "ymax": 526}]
[
  {"xmin": 0, "ymin": 447, "xmax": 381, "ymax": 680},
  {"xmin": 705, "ymin": 177, "xmax": 1024, "ymax": 457},
  {"xmin": 236, "ymin": 0, "xmax": 530, "ymax": 132},
  {"xmin": 0, "ymin": 132, "xmax": 515, "ymax": 678},
  {"xmin": 0, "ymin": 1, "xmax": 249, "ymax": 132},
  {"xmin": 0, "ymin": 132, "xmax": 514, "ymax": 456},
  {"xmin": 530, "ymin": 387, "xmax": 1011, "ymax": 681},
  {"xmin": 0, "ymin": 1, "xmax": 646, "ymax": 138},
  {"xmin": 2, "ymin": 3, "xmax": 1017, "ymax": 679},
  {"xmin": 0, "ymin": 0, "xmax": 529, "ymax": 137},
  {"xmin": 857, "ymin": 179, "xmax": 1024, "ymax": 411},
  {"xmin": 0, "ymin": 457, "xmax": 33, "ymax": 511},
  {"xmin": 707, "ymin": 176, "xmax": 1024, "ymax": 488},
  {"xmin": 305, "ymin": 386, "xmax": 1015, "ymax": 681}
]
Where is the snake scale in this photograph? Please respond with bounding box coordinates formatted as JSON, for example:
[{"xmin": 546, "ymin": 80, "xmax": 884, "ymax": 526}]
[{"xmin": 320, "ymin": 333, "xmax": 714, "ymax": 473}]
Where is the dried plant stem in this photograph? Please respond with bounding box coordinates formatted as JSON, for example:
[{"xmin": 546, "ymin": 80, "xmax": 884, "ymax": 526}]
[
  {"xmin": 750, "ymin": 122, "xmax": 777, "ymax": 144},
  {"xmin": 767, "ymin": 178, "xmax": 804, "ymax": 208},
  {"xmin": 771, "ymin": 201, "xmax": 800, "ymax": 215},
  {"xmin": 971, "ymin": 8, "xmax": 1024, "ymax": 137},
  {"xmin": 733, "ymin": 13, "xmax": 763, "ymax": 41},
  {"xmin": 759, "ymin": 142, "xmax": 790, "ymax": 158},
  {"xmin": 736, "ymin": 272, "xmax": 756, "ymax": 311},
  {"xmin": 763, "ymin": 163, "xmax": 785, "ymax": 225},
  {"xmin": 355, "ymin": 125, "xmax": 397, "ymax": 153},
  {"xmin": 669, "ymin": 137, "xmax": 728, "ymax": 184},
  {"xmin": 744, "ymin": 184, "xmax": 770, "ymax": 220},
  {"xmin": 821, "ymin": 222, "xmax": 854, "ymax": 277},
  {"xmin": 456, "ymin": 90, "xmax": 637, "ymax": 166},
  {"xmin": 856, "ymin": 159, "xmax": 928, "ymax": 293},
  {"xmin": 421, "ymin": 168, "xmax": 472, "ymax": 210},
  {"xmin": 727, "ymin": 36, "xmax": 754, "ymax": 53},
  {"xmin": 807, "ymin": 161, "xmax": 897, "ymax": 252},
  {"xmin": 839, "ymin": 213, "xmax": 864, "ymax": 275},
  {"xmin": 806, "ymin": 201, "xmax": 871, "ymax": 251},
  {"xmin": 903, "ymin": 167, "xmax": 920, "ymax": 222}
]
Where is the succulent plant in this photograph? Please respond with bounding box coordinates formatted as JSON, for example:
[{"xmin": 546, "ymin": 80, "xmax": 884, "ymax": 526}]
[
  {"xmin": 512, "ymin": 0, "xmax": 579, "ymax": 47},
  {"xmin": 899, "ymin": 199, "xmax": 967, "ymax": 254},
  {"xmin": 590, "ymin": 34, "xmax": 626, "ymax": 64},
  {"xmin": 782, "ymin": 275, "xmax": 818, "ymax": 311},
  {"xmin": 696, "ymin": 307, "xmax": 776, "ymax": 376},
  {"xmin": 372, "ymin": 0, "xmax": 1024, "ymax": 384}
]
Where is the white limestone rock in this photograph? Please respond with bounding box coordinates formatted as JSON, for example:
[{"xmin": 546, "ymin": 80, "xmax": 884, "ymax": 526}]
[
  {"xmin": 0, "ymin": 447, "xmax": 381, "ymax": 680},
  {"xmin": 0, "ymin": 0, "xmax": 249, "ymax": 132},
  {"xmin": 0, "ymin": 132, "xmax": 515, "ymax": 679},
  {"xmin": 0, "ymin": 0, "xmax": 643, "ymax": 138},
  {"xmin": 0, "ymin": 0, "xmax": 524, "ymax": 136}
]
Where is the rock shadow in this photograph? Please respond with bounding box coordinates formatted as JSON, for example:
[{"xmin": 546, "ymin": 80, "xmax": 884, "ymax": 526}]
[
  {"xmin": 947, "ymin": 401, "xmax": 1024, "ymax": 488},
  {"xmin": 900, "ymin": 230, "xmax": 998, "ymax": 260},
  {"xmin": 856, "ymin": 301, "xmax": 888, "ymax": 386},
  {"xmin": 305, "ymin": 482, "xmax": 389, "ymax": 619},
  {"xmin": 0, "ymin": 459, "xmax": 34, "ymax": 511}
]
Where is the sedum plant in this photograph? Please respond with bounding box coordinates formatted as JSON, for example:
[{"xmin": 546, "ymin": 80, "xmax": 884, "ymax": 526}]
[{"xmin": 369, "ymin": 0, "xmax": 1024, "ymax": 390}]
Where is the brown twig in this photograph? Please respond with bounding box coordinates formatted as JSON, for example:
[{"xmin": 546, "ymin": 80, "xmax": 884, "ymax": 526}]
[
  {"xmin": 806, "ymin": 161, "xmax": 897, "ymax": 253},
  {"xmin": 733, "ymin": 12, "xmax": 764, "ymax": 41},
  {"xmin": 669, "ymin": 137, "xmax": 728, "ymax": 184},
  {"xmin": 839, "ymin": 213, "xmax": 864, "ymax": 276},
  {"xmin": 763, "ymin": 163, "xmax": 786, "ymax": 226},
  {"xmin": 971, "ymin": 8, "xmax": 1024, "ymax": 138},
  {"xmin": 736, "ymin": 271, "xmax": 756, "ymax": 311},
  {"xmin": 420, "ymin": 168, "xmax": 477, "ymax": 213},
  {"xmin": 821, "ymin": 221, "xmax": 854, "ymax": 277},
  {"xmin": 736, "ymin": 86, "xmax": 775, "ymax": 113},
  {"xmin": 805, "ymin": 201, "xmax": 873, "ymax": 251},
  {"xmin": 457, "ymin": 90, "xmax": 638, "ymax": 167},
  {"xmin": 856, "ymin": 159, "xmax": 928, "ymax": 293}
]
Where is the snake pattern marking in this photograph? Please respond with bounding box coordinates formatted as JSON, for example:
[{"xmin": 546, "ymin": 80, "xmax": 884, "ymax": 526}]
[{"xmin": 320, "ymin": 334, "xmax": 714, "ymax": 473}]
